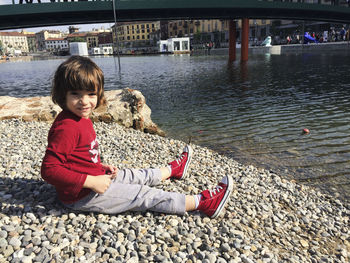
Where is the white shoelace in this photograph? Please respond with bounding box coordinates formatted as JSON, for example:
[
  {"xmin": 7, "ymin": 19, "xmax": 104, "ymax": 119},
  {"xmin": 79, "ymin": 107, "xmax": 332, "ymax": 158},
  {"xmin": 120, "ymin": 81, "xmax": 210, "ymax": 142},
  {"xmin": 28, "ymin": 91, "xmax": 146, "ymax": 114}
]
[
  {"xmin": 174, "ymin": 153, "xmax": 186, "ymax": 165},
  {"xmin": 209, "ymin": 185, "xmax": 223, "ymax": 198}
]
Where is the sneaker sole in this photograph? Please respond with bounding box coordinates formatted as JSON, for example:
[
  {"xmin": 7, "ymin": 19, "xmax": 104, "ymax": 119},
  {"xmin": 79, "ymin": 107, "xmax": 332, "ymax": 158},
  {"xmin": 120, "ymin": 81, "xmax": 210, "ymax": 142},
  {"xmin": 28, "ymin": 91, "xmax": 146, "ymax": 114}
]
[
  {"xmin": 211, "ymin": 176, "xmax": 234, "ymax": 219},
  {"xmin": 180, "ymin": 145, "xmax": 193, "ymax": 180}
]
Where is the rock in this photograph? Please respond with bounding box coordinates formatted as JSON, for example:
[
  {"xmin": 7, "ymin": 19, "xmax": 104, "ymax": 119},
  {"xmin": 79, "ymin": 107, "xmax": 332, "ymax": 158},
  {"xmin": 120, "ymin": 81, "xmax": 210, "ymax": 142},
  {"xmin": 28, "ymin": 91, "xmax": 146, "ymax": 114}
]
[
  {"xmin": 0, "ymin": 89, "xmax": 164, "ymax": 136},
  {"xmin": 9, "ymin": 237, "xmax": 21, "ymax": 249}
]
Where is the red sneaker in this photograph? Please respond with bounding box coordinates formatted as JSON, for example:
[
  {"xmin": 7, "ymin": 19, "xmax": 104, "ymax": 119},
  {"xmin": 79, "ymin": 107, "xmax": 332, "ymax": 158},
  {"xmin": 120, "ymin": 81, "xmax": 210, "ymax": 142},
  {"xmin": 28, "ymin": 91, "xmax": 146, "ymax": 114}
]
[
  {"xmin": 168, "ymin": 145, "xmax": 193, "ymax": 180},
  {"xmin": 197, "ymin": 176, "xmax": 233, "ymax": 218}
]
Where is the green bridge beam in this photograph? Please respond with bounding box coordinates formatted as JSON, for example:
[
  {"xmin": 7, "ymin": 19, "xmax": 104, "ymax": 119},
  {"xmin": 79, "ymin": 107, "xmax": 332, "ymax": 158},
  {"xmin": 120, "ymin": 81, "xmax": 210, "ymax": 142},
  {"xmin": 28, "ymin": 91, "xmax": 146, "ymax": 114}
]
[{"xmin": 0, "ymin": 0, "xmax": 349, "ymax": 30}]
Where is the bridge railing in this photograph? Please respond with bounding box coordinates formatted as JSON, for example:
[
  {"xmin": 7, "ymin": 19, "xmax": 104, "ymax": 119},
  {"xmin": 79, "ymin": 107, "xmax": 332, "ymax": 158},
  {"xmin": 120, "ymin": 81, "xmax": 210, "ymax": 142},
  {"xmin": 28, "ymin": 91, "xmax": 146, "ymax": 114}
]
[
  {"xmin": 5, "ymin": 0, "xmax": 112, "ymax": 5},
  {"xmin": 1, "ymin": 0, "xmax": 350, "ymax": 7},
  {"xmin": 260, "ymin": 0, "xmax": 350, "ymax": 6}
]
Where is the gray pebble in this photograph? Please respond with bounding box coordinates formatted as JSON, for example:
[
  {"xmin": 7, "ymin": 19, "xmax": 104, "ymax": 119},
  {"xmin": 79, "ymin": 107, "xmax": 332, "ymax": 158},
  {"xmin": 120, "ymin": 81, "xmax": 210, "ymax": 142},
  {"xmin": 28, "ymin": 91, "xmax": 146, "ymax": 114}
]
[{"xmin": 0, "ymin": 119, "xmax": 349, "ymax": 263}]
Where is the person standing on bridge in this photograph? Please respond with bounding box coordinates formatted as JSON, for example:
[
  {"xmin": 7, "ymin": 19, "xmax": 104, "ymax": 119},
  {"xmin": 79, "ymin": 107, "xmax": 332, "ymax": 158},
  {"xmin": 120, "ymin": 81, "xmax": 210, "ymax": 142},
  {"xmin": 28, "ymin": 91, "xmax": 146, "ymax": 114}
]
[{"xmin": 41, "ymin": 55, "xmax": 233, "ymax": 219}]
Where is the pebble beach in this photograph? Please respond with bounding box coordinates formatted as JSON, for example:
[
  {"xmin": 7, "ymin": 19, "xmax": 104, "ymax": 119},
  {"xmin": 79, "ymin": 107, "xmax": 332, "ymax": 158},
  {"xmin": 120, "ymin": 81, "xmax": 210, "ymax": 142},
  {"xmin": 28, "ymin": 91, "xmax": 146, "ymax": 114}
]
[{"xmin": 0, "ymin": 119, "xmax": 349, "ymax": 263}]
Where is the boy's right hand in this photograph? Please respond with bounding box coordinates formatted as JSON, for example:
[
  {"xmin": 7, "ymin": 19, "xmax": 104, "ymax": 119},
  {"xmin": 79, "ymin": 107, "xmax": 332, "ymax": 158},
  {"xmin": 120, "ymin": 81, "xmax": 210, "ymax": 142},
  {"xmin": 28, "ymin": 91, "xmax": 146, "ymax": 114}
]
[{"xmin": 83, "ymin": 174, "xmax": 113, "ymax": 194}]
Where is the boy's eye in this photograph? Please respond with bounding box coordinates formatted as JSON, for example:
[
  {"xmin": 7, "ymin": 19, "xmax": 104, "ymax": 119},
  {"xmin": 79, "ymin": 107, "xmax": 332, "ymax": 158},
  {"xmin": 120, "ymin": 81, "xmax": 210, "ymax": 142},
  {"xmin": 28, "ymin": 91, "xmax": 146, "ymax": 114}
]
[{"xmin": 89, "ymin": 93, "xmax": 97, "ymax": 96}]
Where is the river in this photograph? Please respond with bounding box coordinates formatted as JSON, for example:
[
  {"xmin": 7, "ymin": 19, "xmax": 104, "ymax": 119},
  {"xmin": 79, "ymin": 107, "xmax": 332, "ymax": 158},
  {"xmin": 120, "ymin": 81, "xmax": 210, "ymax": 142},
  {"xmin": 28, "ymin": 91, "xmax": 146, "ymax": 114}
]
[{"xmin": 0, "ymin": 51, "xmax": 349, "ymax": 202}]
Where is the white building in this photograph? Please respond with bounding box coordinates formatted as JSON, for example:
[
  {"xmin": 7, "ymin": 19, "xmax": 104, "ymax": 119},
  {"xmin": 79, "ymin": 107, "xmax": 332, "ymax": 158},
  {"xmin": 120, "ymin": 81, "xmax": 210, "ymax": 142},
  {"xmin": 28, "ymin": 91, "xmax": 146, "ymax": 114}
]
[
  {"xmin": 90, "ymin": 46, "xmax": 113, "ymax": 55},
  {"xmin": 35, "ymin": 30, "xmax": 62, "ymax": 51},
  {"xmin": 70, "ymin": 42, "xmax": 88, "ymax": 56},
  {"xmin": 45, "ymin": 38, "xmax": 69, "ymax": 51},
  {"xmin": 159, "ymin": 37, "xmax": 190, "ymax": 54},
  {"xmin": 0, "ymin": 31, "xmax": 29, "ymax": 55}
]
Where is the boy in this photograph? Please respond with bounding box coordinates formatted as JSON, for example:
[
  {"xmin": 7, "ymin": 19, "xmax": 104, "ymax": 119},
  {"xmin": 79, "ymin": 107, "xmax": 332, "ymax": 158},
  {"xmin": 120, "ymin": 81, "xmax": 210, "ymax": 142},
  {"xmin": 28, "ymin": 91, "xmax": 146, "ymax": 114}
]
[{"xmin": 41, "ymin": 56, "xmax": 233, "ymax": 218}]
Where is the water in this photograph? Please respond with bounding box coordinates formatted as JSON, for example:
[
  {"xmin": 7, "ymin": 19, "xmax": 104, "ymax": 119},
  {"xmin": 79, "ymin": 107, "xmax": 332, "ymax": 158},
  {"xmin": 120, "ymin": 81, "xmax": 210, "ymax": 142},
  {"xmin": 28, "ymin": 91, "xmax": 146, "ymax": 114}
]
[{"xmin": 1, "ymin": 52, "xmax": 350, "ymax": 201}]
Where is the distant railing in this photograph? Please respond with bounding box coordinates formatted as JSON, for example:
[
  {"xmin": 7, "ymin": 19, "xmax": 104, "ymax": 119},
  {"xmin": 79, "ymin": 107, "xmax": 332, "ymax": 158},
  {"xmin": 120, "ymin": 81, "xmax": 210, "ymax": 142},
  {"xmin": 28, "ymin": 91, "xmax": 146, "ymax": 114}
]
[
  {"xmin": 8, "ymin": 0, "xmax": 111, "ymax": 4},
  {"xmin": 259, "ymin": 0, "xmax": 350, "ymax": 7},
  {"xmin": 2, "ymin": 0, "xmax": 349, "ymax": 6}
]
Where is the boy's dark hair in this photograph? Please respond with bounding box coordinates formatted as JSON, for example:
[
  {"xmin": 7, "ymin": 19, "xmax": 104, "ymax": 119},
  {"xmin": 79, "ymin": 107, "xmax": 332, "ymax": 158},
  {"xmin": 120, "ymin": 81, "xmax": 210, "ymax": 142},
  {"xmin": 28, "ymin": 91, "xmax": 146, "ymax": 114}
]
[{"xmin": 52, "ymin": 56, "xmax": 106, "ymax": 110}]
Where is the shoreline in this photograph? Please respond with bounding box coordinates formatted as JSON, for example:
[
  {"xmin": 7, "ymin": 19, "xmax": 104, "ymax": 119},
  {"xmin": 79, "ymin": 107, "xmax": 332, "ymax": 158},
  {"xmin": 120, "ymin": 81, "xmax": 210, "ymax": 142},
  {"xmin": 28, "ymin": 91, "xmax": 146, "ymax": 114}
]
[
  {"xmin": 0, "ymin": 119, "xmax": 349, "ymax": 262},
  {"xmin": 1, "ymin": 41, "xmax": 349, "ymax": 63}
]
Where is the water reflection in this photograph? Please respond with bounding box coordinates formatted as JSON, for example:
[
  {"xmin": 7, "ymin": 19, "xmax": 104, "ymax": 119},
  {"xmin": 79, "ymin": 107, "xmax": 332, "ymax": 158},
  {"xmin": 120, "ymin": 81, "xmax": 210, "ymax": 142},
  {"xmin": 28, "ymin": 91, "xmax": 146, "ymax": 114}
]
[{"xmin": 0, "ymin": 53, "xmax": 350, "ymax": 201}]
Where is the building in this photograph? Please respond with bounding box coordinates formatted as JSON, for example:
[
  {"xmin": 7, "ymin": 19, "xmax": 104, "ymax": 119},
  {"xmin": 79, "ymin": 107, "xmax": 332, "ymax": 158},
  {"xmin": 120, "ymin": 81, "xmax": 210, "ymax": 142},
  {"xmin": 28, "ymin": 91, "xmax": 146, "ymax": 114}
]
[
  {"xmin": 67, "ymin": 32, "xmax": 87, "ymax": 43},
  {"xmin": 36, "ymin": 30, "xmax": 62, "ymax": 51},
  {"xmin": 20, "ymin": 30, "xmax": 37, "ymax": 52},
  {"xmin": 86, "ymin": 32, "xmax": 99, "ymax": 49},
  {"xmin": 98, "ymin": 32, "xmax": 113, "ymax": 46},
  {"xmin": 167, "ymin": 19, "xmax": 272, "ymax": 45},
  {"xmin": 90, "ymin": 46, "xmax": 113, "ymax": 55},
  {"xmin": 69, "ymin": 26, "xmax": 79, "ymax": 34},
  {"xmin": 159, "ymin": 37, "xmax": 190, "ymax": 54},
  {"xmin": 24, "ymin": 33, "xmax": 37, "ymax": 53},
  {"xmin": 70, "ymin": 42, "xmax": 88, "ymax": 56},
  {"xmin": 45, "ymin": 38, "xmax": 69, "ymax": 51},
  {"xmin": 0, "ymin": 31, "xmax": 29, "ymax": 54},
  {"xmin": 167, "ymin": 20, "xmax": 228, "ymax": 41},
  {"xmin": 113, "ymin": 21, "xmax": 161, "ymax": 52}
]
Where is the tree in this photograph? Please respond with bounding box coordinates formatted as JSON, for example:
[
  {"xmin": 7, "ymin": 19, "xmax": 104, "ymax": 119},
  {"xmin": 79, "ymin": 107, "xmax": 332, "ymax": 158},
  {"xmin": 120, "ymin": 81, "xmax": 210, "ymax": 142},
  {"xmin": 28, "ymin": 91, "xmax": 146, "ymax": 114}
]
[
  {"xmin": 0, "ymin": 40, "xmax": 3, "ymax": 55},
  {"xmin": 193, "ymin": 29, "xmax": 201, "ymax": 43},
  {"xmin": 69, "ymin": 37, "xmax": 85, "ymax": 42}
]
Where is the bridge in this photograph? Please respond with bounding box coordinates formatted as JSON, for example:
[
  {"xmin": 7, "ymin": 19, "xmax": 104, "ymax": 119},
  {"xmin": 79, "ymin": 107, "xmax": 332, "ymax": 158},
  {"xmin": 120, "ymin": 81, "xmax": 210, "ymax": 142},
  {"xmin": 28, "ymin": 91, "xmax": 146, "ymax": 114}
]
[{"xmin": 0, "ymin": 0, "xmax": 350, "ymax": 31}]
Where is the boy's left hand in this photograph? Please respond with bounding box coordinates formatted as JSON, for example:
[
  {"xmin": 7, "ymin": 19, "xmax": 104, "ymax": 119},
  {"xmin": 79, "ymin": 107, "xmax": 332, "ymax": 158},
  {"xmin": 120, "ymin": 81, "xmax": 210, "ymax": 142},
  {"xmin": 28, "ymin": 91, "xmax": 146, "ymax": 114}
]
[{"xmin": 102, "ymin": 163, "xmax": 118, "ymax": 178}]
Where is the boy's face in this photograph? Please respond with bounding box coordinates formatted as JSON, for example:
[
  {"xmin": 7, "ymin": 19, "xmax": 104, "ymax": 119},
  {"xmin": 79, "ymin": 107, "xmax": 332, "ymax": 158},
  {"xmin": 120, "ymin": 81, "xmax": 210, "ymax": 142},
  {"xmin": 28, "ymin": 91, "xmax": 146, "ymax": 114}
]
[{"xmin": 66, "ymin": 89, "xmax": 97, "ymax": 119}]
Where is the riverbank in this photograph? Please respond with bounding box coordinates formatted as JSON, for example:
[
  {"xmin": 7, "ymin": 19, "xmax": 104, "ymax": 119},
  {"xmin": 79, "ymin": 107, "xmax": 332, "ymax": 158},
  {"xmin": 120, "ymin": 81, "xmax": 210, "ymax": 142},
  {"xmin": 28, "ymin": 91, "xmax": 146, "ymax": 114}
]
[
  {"xmin": 193, "ymin": 41, "xmax": 350, "ymax": 56},
  {"xmin": 0, "ymin": 119, "xmax": 349, "ymax": 262}
]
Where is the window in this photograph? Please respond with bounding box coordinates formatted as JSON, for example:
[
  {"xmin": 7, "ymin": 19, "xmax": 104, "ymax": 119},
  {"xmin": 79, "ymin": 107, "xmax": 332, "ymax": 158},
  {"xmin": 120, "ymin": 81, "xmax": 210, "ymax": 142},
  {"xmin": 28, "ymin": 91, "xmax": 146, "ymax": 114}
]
[
  {"xmin": 174, "ymin": 41, "xmax": 180, "ymax": 51},
  {"xmin": 182, "ymin": 41, "xmax": 188, "ymax": 50}
]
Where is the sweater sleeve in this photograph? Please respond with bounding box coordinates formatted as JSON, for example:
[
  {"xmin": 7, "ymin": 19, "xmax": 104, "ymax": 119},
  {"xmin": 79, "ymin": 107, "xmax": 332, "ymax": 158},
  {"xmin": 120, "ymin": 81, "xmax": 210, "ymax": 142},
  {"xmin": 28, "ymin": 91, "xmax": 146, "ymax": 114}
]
[{"xmin": 41, "ymin": 122, "xmax": 87, "ymax": 198}]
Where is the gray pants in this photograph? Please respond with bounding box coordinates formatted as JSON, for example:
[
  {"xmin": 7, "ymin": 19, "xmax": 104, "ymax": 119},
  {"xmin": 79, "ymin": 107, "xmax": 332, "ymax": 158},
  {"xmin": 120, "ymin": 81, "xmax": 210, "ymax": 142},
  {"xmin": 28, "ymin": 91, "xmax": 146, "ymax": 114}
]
[{"xmin": 65, "ymin": 168, "xmax": 186, "ymax": 215}]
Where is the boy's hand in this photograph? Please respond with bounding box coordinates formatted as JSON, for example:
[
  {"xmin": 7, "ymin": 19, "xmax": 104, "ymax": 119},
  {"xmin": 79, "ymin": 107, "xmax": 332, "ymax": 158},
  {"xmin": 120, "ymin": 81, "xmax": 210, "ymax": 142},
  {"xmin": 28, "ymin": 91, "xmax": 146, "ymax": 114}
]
[
  {"xmin": 101, "ymin": 163, "xmax": 118, "ymax": 178},
  {"xmin": 84, "ymin": 174, "xmax": 114, "ymax": 194}
]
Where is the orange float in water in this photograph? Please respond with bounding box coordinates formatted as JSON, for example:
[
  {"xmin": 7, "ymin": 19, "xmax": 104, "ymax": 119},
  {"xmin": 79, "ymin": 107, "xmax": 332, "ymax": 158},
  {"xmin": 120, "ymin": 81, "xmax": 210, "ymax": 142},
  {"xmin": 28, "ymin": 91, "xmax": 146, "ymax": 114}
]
[{"xmin": 302, "ymin": 128, "xmax": 310, "ymax": 134}]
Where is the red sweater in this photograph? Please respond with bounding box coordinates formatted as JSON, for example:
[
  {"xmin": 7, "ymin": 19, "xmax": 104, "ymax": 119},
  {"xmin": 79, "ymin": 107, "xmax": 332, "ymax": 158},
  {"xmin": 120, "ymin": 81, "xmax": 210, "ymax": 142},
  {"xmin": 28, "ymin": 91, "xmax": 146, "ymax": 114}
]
[{"xmin": 41, "ymin": 110, "xmax": 106, "ymax": 204}]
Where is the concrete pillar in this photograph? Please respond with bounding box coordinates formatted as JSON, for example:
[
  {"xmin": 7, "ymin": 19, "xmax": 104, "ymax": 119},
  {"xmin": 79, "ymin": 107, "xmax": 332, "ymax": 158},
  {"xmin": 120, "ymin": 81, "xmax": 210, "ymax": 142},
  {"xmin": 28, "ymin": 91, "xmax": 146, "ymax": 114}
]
[
  {"xmin": 229, "ymin": 20, "xmax": 236, "ymax": 62},
  {"xmin": 241, "ymin": 18, "xmax": 249, "ymax": 62}
]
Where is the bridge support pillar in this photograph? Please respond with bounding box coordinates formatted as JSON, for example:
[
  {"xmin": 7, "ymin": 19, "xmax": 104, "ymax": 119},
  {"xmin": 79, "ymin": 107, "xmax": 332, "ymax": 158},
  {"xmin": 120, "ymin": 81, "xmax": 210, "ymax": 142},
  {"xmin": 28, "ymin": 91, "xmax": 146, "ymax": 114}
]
[
  {"xmin": 241, "ymin": 18, "xmax": 249, "ymax": 62},
  {"xmin": 229, "ymin": 20, "xmax": 236, "ymax": 62}
]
